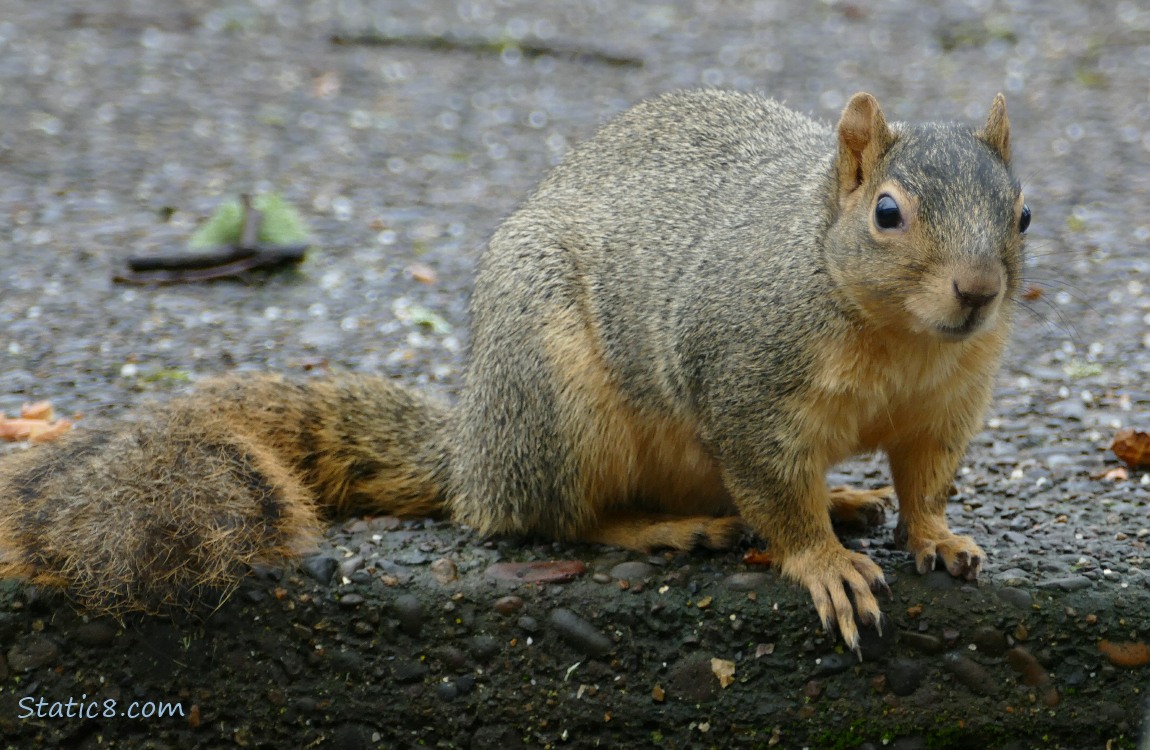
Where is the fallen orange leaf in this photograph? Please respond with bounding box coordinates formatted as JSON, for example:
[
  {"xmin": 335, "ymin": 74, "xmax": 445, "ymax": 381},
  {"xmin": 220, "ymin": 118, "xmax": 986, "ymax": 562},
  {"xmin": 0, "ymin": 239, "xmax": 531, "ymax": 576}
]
[
  {"xmin": 20, "ymin": 401, "xmax": 53, "ymax": 420},
  {"xmin": 29, "ymin": 419, "xmax": 72, "ymax": 443},
  {"xmin": 1090, "ymin": 466, "xmax": 1129, "ymax": 482},
  {"xmin": 711, "ymin": 658, "xmax": 736, "ymax": 688},
  {"xmin": 1098, "ymin": 639, "xmax": 1150, "ymax": 668},
  {"xmin": 743, "ymin": 548, "xmax": 774, "ymax": 566},
  {"xmin": 1112, "ymin": 428, "xmax": 1150, "ymax": 469}
]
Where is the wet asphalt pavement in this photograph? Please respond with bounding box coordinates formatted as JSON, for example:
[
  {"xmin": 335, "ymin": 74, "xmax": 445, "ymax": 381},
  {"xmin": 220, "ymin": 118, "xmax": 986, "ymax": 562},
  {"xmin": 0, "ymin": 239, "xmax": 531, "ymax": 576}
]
[{"xmin": 1, "ymin": 1, "xmax": 1149, "ymax": 747}]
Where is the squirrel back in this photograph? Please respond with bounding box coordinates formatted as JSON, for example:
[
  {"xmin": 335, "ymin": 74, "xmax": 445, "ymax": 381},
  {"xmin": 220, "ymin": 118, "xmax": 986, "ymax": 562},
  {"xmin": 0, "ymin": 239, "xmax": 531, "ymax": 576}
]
[{"xmin": 0, "ymin": 90, "xmax": 1026, "ymax": 648}]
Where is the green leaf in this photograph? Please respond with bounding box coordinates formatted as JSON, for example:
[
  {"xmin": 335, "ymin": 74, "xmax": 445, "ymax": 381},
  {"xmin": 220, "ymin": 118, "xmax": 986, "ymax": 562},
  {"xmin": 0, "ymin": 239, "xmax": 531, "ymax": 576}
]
[{"xmin": 189, "ymin": 193, "xmax": 311, "ymax": 248}]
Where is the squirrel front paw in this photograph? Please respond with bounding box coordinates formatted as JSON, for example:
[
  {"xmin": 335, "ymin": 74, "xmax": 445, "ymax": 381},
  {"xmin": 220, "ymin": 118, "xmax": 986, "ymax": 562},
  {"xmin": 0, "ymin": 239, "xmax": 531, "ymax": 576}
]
[
  {"xmin": 780, "ymin": 542, "xmax": 889, "ymax": 653},
  {"xmin": 896, "ymin": 521, "xmax": 984, "ymax": 580}
]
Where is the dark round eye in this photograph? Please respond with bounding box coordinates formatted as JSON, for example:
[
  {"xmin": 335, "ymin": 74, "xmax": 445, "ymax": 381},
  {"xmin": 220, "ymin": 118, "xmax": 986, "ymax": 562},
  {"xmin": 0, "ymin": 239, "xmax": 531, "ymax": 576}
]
[
  {"xmin": 874, "ymin": 194, "xmax": 902, "ymax": 229},
  {"xmin": 1018, "ymin": 203, "xmax": 1031, "ymax": 233}
]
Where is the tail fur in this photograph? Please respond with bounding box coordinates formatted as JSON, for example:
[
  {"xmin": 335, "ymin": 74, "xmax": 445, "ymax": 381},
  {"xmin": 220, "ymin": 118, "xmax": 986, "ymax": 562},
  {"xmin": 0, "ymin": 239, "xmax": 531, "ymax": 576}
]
[{"xmin": 0, "ymin": 374, "xmax": 450, "ymax": 615}]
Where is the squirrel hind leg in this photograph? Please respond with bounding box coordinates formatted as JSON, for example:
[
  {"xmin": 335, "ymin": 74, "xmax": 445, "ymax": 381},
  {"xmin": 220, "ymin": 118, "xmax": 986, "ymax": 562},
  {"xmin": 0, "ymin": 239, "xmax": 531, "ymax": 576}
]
[{"xmin": 581, "ymin": 511, "xmax": 748, "ymax": 552}]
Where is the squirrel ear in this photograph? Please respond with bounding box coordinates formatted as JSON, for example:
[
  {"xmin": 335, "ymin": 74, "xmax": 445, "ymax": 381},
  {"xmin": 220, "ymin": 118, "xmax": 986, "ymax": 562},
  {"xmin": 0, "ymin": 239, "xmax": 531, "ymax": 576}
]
[
  {"xmin": 978, "ymin": 93, "xmax": 1011, "ymax": 164},
  {"xmin": 835, "ymin": 92, "xmax": 894, "ymax": 202}
]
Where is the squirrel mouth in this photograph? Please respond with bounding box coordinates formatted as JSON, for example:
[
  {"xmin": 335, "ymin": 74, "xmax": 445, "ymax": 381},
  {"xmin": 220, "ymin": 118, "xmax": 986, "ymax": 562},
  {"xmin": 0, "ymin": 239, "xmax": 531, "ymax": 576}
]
[{"xmin": 934, "ymin": 310, "xmax": 987, "ymax": 341}]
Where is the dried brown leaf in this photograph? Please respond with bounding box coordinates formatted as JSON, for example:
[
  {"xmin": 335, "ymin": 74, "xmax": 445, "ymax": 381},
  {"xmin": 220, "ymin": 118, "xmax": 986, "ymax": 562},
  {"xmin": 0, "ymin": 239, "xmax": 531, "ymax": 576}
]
[
  {"xmin": 20, "ymin": 401, "xmax": 53, "ymax": 420},
  {"xmin": 711, "ymin": 657, "xmax": 736, "ymax": 688},
  {"xmin": 742, "ymin": 548, "xmax": 774, "ymax": 567},
  {"xmin": 1112, "ymin": 427, "xmax": 1150, "ymax": 469}
]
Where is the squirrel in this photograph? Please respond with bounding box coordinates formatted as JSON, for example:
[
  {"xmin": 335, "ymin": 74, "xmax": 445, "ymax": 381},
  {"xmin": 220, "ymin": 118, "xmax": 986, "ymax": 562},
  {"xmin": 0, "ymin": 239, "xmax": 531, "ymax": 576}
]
[{"xmin": 0, "ymin": 90, "xmax": 1027, "ymax": 651}]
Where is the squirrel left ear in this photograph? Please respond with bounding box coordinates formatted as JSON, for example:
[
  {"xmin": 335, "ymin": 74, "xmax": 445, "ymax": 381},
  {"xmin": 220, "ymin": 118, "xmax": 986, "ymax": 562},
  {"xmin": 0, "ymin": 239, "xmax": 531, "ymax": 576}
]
[
  {"xmin": 835, "ymin": 92, "xmax": 895, "ymax": 206},
  {"xmin": 978, "ymin": 93, "xmax": 1011, "ymax": 165}
]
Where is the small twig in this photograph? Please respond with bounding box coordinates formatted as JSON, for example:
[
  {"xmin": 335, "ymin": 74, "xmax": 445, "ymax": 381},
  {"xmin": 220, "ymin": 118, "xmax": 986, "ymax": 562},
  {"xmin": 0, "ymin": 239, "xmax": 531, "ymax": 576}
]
[
  {"xmin": 330, "ymin": 31, "xmax": 644, "ymax": 68},
  {"xmin": 238, "ymin": 193, "xmax": 262, "ymax": 251},
  {"xmin": 113, "ymin": 244, "xmax": 308, "ymax": 285}
]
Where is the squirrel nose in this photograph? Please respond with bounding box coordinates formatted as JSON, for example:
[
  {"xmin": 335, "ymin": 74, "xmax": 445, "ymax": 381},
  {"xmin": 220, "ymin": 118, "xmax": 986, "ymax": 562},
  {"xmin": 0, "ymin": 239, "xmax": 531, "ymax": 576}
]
[{"xmin": 951, "ymin": 269, "xmax": 1002, "ymax": 310}]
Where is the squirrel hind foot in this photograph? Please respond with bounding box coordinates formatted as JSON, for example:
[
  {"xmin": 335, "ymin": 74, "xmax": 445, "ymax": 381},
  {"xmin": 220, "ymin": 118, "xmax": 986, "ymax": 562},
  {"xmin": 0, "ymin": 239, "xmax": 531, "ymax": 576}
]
[
  {"xmin": 828, "ymin": 485, "xmax": 895, "ymax": 528},
  {"xmin": 583, "ymin": 512, "xmax": 748, "ymax": 552}
]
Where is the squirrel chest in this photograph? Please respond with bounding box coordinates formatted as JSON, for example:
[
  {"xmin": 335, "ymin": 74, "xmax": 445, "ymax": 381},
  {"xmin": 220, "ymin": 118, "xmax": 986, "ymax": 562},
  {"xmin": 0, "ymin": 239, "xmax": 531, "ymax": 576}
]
[{"xmin": 799, "ymin": 321, "xmax": 1009, "ymax": 466}]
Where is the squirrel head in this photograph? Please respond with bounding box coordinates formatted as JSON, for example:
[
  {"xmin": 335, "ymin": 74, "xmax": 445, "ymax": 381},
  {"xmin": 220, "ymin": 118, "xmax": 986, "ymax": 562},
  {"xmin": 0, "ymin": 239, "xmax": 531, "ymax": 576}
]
[{"xmin": 825, "ymin": 92, "xmax": 1028, "ymax": 343}]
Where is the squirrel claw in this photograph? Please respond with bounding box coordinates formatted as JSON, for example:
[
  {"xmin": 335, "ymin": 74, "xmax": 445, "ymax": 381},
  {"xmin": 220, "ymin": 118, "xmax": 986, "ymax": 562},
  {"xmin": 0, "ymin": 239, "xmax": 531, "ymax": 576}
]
[
  {"xmin": 875, "ymin": 578, "xmax": 893, "ymax": 599},
  {"xmin": 784, "ymin": 544, "xmax": 885, "ymax": 653},
  {"xmin": 908, "ymin": 531, "xmax": 985, "ymax": 581}
]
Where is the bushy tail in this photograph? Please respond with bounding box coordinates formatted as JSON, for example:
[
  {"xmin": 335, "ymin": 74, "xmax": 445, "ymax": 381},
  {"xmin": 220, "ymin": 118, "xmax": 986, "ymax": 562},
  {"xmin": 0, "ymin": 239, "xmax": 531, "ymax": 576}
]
[{"xmin": 0, "ymin": 374, "xmax": 451, "ymax": 616}]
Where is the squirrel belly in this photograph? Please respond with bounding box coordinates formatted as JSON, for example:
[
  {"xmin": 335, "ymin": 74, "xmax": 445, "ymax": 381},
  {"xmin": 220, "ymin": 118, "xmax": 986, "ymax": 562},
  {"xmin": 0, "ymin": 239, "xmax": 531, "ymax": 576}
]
[{"xmin": 0, "ymin": 90, "xmax": 1026, "ymax": 650}]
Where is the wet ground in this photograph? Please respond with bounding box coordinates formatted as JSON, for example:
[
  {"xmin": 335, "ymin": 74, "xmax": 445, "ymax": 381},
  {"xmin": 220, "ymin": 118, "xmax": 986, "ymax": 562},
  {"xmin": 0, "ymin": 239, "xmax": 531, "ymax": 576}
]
[{"xmin": 1, "ymin": 0, "xmax": 1149, "ymax": 747}]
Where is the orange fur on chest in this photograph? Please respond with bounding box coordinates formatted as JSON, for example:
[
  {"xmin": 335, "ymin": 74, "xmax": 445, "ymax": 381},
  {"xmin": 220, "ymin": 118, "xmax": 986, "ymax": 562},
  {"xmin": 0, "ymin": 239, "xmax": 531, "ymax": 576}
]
[{"xmin": 799, "ymin": 325, "xmax": 1006, "ymax": 465}]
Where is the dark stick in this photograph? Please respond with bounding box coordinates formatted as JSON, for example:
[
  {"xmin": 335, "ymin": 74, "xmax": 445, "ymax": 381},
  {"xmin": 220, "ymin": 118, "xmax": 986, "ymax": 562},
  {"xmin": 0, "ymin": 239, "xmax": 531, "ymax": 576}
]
[{"xmin": 113, "ymin": 244, "xmax": 308, "ymax": 285}]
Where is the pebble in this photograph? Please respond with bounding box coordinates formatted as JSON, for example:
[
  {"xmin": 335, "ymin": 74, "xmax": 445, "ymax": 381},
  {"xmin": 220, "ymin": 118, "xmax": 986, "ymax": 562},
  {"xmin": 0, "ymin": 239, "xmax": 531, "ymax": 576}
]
[
  {"xmin": 993, "ymin": 568, "xmax": 1031, "ymax": 586},
  {"xmin": 7, "ymin": 635, "xmax": 58, "ymax": 671},
  {"xmin": 1005, "ymin": 646, "xmax": 1051, "ymax": 687},
  {"xmin": 300, "ymin": 554, "xmax": 340, "ymax": 584},
  {"xmin": 923, "ymin": 571, "xmax": 958, "ymax": 590},
  {"xmin": 455, "ymin": 675, "xmax": 476, "ymax": 695},
  {"xmin": 1036, "ymin": 575, "xmax": 1093, "ymax": 591},
  {"xmin": 884, "ymin": 656, "xmax": 927, "ymax": 696},
  {"xmin": 721, "ymin": 572, "xmax": 771, "ymax": 591},
  {"xmin": 492, "ymin": 595, "xmax": 523, "ymax": 615},
  {"xmin": 1002, "ymin": 531, "xmax": 1028, "ymax": 545},
  {"xmin": 73, "ymin": 621, "xmax": 117, "ymax": 648},
  {"xmin": 996, "ymin": 587, "xmax": 1032, "ymax": 610},
  {"xmin": 432, "ymin": 646, "xmax": 467, "ymax": 670},
  {"xmin": 393, "ymin": 594, "xmax": 424, "ymax": 637},
  {"xmin": 329, "ymin": 648, "xmax": 365, "ymax": 673},
  {"xmin": 339, "ymin": 555, "xmax": 365, "ymax": 579},
  {"xmin": 469, "ymin": 634, "xmax": 500, "ymax": 663},
  {"xmin": 391, "ymin": 658, "xmax": 429, "ymax": 683},
  {"xmin": 1008, "ymin": 516, "xmax": 1031, "ymax": 532},
  {"xmin": 395, "ymin": 550, "xmax": 432, "ymax": 566},
  {"xmin": 516, "ymin": 615, "xmax": 540, "ymax": 634},
  {"xmin": 435, "ymin": 682, "xmax": 459, "ymax": 702},
  {"xmin": 430, "ymin": 557, "xmax": 458, "ymax": 585},
  {"xmin": 942, "ymin": 653, "xmax": 998, "ymax": 696},
  {"xmin": 813, "ymin": 653, "xmax": 854, "ymax": 677},
  {"xmin": 280, "ymin": 653, "xmax": 303, "ymax": 677},
  {"xmin": 1049, "ymin": 399, "xmax": 1086, "ymax": 421},
  {"xmin": 339, "ymin": 593, "xmax": 365, "ymax": 607},
  {"xmin": 377, "ymin": 560, "xmax": 414, "ymax": 584},
  {"xmin": 609, "ymin": 561, "xmax": 654, "ymax": 580},
  {"xmin": 970, "ymin": 626, "xmax": 1007, "ymax": 656},
  {"xmin": 485, "ymin": 560, "xmax": 587, "ymax": 584},
  {"xmin": 900, "ymin": 631, "xmax": 944, "ymax": 655},
  {"xmin": 549, "ymin": 608, "xmax": 613, "ymax": 657}
]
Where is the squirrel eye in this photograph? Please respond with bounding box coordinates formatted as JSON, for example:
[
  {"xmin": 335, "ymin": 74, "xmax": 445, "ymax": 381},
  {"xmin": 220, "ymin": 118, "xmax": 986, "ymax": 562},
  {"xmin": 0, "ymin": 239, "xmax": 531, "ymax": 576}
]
[
  {"xmin": 1018, "ymin": 203, "xmax": 1031, "ymax": 234},
  {"xmin": 874, "ymin": 194, "xmax": 902, "ymax": 230}
]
